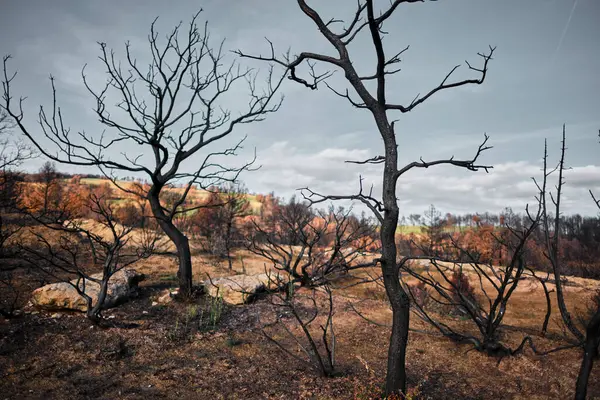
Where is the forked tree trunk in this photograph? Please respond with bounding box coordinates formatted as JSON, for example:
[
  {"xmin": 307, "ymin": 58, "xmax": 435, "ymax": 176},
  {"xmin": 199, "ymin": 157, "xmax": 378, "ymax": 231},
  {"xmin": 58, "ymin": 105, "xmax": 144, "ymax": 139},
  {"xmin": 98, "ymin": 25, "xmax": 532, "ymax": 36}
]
[{"xmin": 87, "ymin": 275, "xmax": 110, "ymax": 323}]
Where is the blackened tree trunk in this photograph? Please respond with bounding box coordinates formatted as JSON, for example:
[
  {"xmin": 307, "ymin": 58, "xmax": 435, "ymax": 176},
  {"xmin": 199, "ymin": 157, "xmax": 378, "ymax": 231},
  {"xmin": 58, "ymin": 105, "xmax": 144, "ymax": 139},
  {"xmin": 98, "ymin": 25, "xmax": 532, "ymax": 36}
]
[
  {"xmin": 237, "ymin": 0, "xmax": 494, "ymax": 395},
  {"xmin": 2, "ymin": 11, "xmax": 284, "ymax": 301},
  {"xmin": 148, "ymin": 187, "xmax": 193, "ymax": 297},
  {"xmin": 87, "ymin": 273, "xmax": 110, "ymax": 323},
  {"xmin": 539, "ymin": 276, "xmax": 552, "ymax": 336},
  {"xmin": 225, "ymin": 219, "xmax": 233, "ymax": 270},
  {"xmin": 575, "ymin": 308, "xmax": 600, "ymax": 400},
  {"xmin": 377, "ymin": 114, "xmax": 410, "ymax": 392},
  {"xmin": 162, "ymin": 220, "xmax": 193, "ymax": 297}
]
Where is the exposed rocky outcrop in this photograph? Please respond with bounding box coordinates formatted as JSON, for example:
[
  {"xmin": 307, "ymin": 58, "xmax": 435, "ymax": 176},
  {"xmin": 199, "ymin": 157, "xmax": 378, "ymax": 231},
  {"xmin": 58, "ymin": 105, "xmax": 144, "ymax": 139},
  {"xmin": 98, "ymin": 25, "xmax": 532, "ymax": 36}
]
[
  {"xmin": 30, "ymin": 269, "xmax": 145, "ymax": 312},
  {"xmin": 203, "ymin": 272, "xmax": 291, "ymax": 305}
]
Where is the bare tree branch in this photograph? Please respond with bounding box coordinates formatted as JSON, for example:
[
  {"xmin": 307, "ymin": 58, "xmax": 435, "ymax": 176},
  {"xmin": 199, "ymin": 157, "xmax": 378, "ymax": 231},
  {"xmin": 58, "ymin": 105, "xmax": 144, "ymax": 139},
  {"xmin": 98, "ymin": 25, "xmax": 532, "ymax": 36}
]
[
  {"xmin": 397, "ymin": 134, "xmax": 493, "ymax": 178},
  {"xmin": 2, "ymin": 11, "xmax": 285, "ymax": 297}
]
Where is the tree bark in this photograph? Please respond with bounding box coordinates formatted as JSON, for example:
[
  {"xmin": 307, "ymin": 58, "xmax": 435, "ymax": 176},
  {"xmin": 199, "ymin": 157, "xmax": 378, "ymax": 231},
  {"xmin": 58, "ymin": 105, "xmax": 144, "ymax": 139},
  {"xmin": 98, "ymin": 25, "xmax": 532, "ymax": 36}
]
[
  {"xmin": 376, "ymin": 114, "xmax": 410, "ymax": 396},
  {"xmin": 540, "ymin": 278, "xmax": 552, "ymax": 336},
  {"xmin": 226, "ymin": 220, "xmax": 233, "ymax": 270},
  {"xmin": 162, "ymin": 221, "xmax": 193, "ymax": 297},
  {"xmin": 235, "ymin": 2, "xmax": 493, "ymax": 394},
  {"xmin": 575, "ymin": 307, "xmax": 600, "ymax": 400},
  {"xmin": 87, "ymin": 276, "xmax": 110, "ymax": 323},
  {"xmin": 148, "ymin": 188, "xmax": 193, "ymax": 298}
]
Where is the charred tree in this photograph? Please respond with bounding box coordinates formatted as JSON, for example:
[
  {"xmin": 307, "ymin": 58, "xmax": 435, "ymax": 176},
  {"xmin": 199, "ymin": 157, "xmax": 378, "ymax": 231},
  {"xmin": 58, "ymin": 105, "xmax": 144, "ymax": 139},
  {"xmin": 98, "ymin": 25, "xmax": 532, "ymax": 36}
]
[
  {"xmin": 2, "ymin": 10, "xmax": 284, "ymax": 298},
  {"xmin": 535, "ymin": 126, "xmax": 600, "ymax": 399},
  {"xmin": 400, "ymin": 206, "xmax": 545, "ymax": 357},
  {"xmin": 20, "ymin": 189, "xmax": 159, "ymax": 323},
  {"xmin": 247, "ymin": 199, "xmax": 378, "ymax": 287},
  {"xmin": 236, "ymin": 1, "xmax": 494, "ymax": 395}
]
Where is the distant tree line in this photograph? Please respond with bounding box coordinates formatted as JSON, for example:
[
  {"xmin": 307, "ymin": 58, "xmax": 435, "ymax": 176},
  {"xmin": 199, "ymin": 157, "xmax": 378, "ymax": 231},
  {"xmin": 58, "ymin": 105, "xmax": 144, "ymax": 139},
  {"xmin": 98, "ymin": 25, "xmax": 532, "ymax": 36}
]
[{"xmin": 400, "ymin": 204, "xmax": 600, "ymax": 280}]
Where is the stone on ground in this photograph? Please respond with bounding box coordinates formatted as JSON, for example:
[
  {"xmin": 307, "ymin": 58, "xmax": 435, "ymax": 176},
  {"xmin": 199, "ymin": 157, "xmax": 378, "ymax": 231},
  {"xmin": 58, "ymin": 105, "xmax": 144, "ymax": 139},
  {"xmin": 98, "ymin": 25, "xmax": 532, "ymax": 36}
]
[
  {"xmin": 203, "ymin": 272, "xmax": 291, "ymax": 305},
  {"xmin": 30, "ymin": 269, "xmax": 145, "ymax": 312}
]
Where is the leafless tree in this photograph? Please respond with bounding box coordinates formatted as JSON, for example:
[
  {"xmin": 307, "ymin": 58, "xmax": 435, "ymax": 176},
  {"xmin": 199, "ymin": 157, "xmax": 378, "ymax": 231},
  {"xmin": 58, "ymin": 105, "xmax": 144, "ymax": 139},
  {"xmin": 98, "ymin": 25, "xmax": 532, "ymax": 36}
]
[
  {"xmin": 191, "ymin": 183, "xmax": 251, "ymax": 268},
  {"xmin": 247, "ymin": 198, "xmax": 378, "ymax": 287},
  {"xmin": 20, "ymin": 190, "xmax": 159, "ymax": 323},
  {"xmin": 535, "ymin": 126, "xmax": 600, "ymax": 399},
  {"xmin": 0, "ymin": 109, "xmax": 35, "ymax": 316},
  {"xmin": 0, "ymin": 110, "xmax": 34, "ymax": 172},
  {"xmin": 575, "ymin": 184, "xmax": 600, "ymax": 399},
  {"xmin": 2, "ymin": 10, "xmax": 285, "ymax": 298},
  {"xmin": 236, "ymin": 1, "xmax": 494, "ymax": 395},
  {"xmin": 418, "ymin": 204, "xmax": 450, "ymax": 256},
  {"xmin": 0, "ymin": 110, "xmax": 34, "ymax": 253},
  {"xmin": 261, "ymin": 279, "xmax": 337, "ymax": 377},
  {"xmin": 34, "ymin": 161, "xmax": 63, "ymax": 219},
  {"xmin": 399, "ymin": 206, "xmax": 560, "ymax": 357},
  {"xmin": 221, "ymin": 184, "xmax": 252, "ymax": 269}
]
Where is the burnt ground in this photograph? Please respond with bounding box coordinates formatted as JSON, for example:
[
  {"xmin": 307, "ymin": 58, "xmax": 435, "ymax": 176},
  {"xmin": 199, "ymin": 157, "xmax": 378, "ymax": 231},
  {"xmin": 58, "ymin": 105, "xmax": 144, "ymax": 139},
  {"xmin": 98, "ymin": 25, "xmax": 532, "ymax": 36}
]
[{"xmin": 1, "ymin": 254, "xmax": 600, "ymax": 400}]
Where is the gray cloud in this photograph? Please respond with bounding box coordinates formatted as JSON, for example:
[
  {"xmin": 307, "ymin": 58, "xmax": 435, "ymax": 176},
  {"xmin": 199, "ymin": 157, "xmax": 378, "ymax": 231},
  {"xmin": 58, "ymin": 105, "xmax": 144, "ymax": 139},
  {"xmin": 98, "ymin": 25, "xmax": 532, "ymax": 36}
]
[
  {"xmin": 253, "ymin": 143, "xmax": 600, "ymax": 216},
  {"xmin": 1, "ymin": 0, "xmax": 598, "ymax": 217}
]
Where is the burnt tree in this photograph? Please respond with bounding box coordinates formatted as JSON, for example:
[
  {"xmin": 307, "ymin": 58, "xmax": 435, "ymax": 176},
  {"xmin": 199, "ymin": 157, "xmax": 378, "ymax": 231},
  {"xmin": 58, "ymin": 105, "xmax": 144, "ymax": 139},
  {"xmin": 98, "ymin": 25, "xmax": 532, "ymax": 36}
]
[
  {"xmin": 0, "ymin": 109, "xmax": 34, "ymax": 316},
  {"xmin": 0, "ymin": 109, "xmax": 33, "ymax": 256},
  {"xmin": 577, "ymin": 190, "xmax": 600, "ymax": 400},
  {"xmin": 192, "ymin": 183, "xmax": 251, "ymax": 268},
  {"xmin": 536, "ymin": 126, "xmax": 600, "ymax": 399},
  {"xmin": 261, "ymin": 281, "xmax": 337, "ymax": 377},
  {"xmin": 400, "ymin": 206, "xmax": 548, "ymax": 357},
  {"xmin": 237, "ymin": 1, "xmax": 494, "ymax": 395},
  {"xmin": 20, "ymin": 189, "xmax": 159, "ymax": 323},
  {"xmin": 247, "ymin": 198, "xmax": 378, "ymax": 287},
  {"xmin": 2, "ymin": 10, "xmax": 284, "ymax": 298}
]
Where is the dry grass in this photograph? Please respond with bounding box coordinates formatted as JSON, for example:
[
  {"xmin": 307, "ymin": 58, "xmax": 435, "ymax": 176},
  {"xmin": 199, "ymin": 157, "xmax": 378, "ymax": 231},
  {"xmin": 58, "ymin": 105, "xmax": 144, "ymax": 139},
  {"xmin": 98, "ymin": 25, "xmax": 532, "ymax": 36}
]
[
  {"xmin": 2, "ymin": 236, "xmax": 600, "ymax": 399},
  {"xmin": 71, "ymin": 178, "xmax": 263, "ymax": 215}
]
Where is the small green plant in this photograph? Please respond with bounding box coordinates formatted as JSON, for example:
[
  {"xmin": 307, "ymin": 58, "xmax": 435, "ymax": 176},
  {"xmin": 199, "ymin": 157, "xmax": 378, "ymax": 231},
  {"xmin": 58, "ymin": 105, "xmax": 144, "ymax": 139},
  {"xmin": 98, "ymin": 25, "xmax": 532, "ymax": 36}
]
[
  {"xmin": 209, "ymin": 291, "xmax": 224, "ymax": 329},
  {"xmin": 286, "ymin": 281, "xmax": 295, "ymax": 300},
  {"xmin": 166, "ymin": 304, "xmax": 204, "ymax": 342},
  {"xmin": 199, "ymin": 291, "xmax": 224, "ymax": 331},
  {"xmin": 159, "ymin": 274, "xmax": 177, "ymax": 282},
  {"xmin": 186, "ymin": 304, "xmax": 199, "ymax": 320},
  {"xmin": 166, "ymin": 318, "xmax": 181, "ymax": 342}
]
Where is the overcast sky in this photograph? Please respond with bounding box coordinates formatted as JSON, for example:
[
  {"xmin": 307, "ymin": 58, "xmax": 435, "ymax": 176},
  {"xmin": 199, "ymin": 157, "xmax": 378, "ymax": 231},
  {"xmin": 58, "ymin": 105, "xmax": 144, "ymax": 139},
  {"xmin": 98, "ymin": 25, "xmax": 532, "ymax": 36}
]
[{"xmin": 1, "ymin": 0, "xmax": 599, "ymax": 218}]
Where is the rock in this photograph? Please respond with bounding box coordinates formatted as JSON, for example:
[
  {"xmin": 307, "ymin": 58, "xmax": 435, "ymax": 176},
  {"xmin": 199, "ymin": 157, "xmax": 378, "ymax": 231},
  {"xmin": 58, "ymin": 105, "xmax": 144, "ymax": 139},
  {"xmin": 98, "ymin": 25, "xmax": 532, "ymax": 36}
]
[
  {"xmin": 30, "ymin": 269, "xmax": 145, "ymax": 312},
  {"xmin": 156, "ymin": 289, "xmax": 175, "ymax": 304},
  {"xmin": 204, "ymin": 275, "xmax": 265, "ymax": 305},
  {"xmin": 254, "ymin": 272, "xmax": 292, "ymax": 291},
  {"xmin": 203, "ymin": 272, "xmax": 291, "ymax": 305}
]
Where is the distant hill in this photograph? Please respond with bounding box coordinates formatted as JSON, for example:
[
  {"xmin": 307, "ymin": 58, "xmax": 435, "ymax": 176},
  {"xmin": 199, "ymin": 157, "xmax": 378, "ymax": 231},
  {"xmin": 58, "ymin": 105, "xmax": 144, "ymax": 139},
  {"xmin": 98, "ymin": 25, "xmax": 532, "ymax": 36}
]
[{"xmin": 20, "ymin": 173, "xmax": 264, "ymax": 216}]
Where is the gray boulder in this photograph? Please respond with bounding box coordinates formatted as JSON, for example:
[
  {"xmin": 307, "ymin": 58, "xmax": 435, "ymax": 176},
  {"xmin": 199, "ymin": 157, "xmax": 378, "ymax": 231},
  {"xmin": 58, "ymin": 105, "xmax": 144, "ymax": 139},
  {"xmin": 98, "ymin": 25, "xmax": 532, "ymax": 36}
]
[
  {"xmin": 30, "ymin": 269, "xmax": 145, "ymax": 312},
  {"xmin": 203, "ymin": 272, "xmax": 291, "ymax": 305}
]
